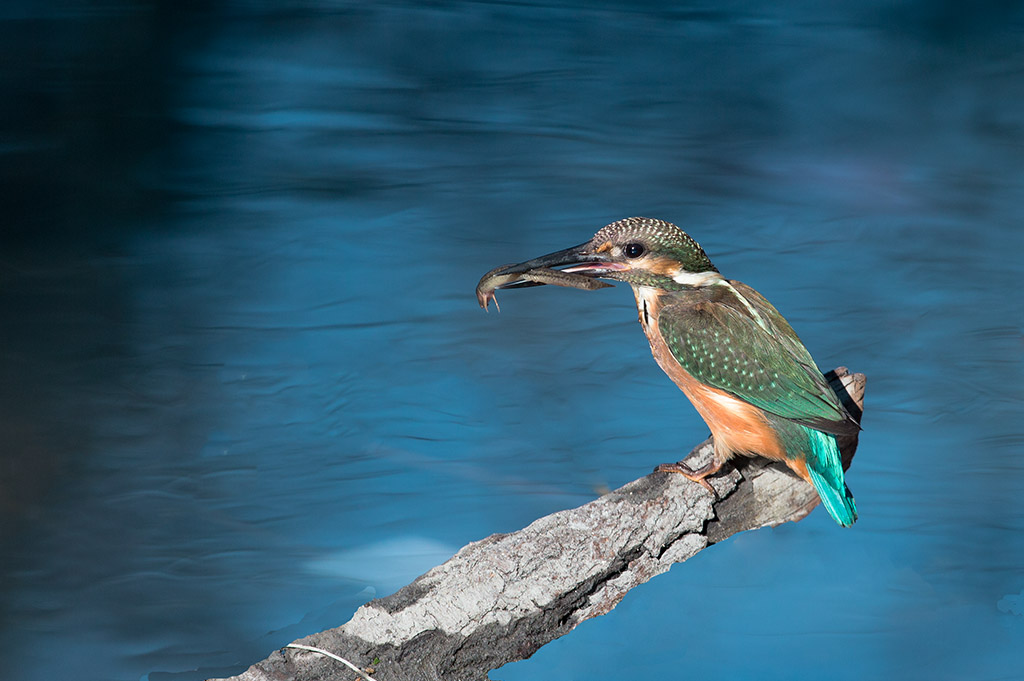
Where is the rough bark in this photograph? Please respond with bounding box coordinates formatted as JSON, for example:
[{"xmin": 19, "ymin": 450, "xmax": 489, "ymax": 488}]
[{"xmin": 214, "ymin": 367, "xmax": 865, "ymax": 681}]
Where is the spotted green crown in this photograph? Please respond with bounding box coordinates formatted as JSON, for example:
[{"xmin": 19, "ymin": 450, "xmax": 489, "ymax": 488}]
[{"xmin": 593, "ymin": 217, "xmax": 719, "ymax": 274}]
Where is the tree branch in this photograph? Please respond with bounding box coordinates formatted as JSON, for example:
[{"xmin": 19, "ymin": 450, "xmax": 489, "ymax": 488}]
[{"xmin": 214, "ymin": 367, "xmax": 865, "ymax": 681}]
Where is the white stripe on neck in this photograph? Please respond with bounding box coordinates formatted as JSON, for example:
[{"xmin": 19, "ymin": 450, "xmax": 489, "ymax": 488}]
[{"xmin": 671, "ymin": 270, "xmax": 724, "ymax": 287}]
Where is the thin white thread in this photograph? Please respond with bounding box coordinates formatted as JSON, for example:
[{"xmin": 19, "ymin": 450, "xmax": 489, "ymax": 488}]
[{"xmin": 285, "ymin": 643, "xmax": 379, "ymax": 681}]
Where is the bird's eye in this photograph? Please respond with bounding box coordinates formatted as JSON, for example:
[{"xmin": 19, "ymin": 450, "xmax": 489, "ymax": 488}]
[{"xmin": 624, "ymin": 242, "xmax": 645, "ymax": 258}]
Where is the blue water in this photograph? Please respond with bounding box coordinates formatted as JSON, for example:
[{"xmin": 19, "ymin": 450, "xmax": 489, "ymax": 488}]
[{"xmin": 1, "ymin": 2, "xmax": 1022, "ymax": 680}]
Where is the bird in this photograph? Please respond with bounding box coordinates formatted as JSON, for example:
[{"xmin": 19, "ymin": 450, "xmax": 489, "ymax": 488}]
[{"xmin": 479, "ymin": 217, "xmax": 858, "ymax": 527}]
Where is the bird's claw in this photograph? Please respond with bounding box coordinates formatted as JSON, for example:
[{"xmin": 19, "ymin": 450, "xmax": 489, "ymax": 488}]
[{"xmin": 655, "ymin": 461, "xmax": 720, "ymax": 499}]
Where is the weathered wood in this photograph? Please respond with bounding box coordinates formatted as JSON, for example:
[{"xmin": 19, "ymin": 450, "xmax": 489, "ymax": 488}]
[{"xmin": 215, "ymin": 367, "xmax": 864, "ymax": 681}]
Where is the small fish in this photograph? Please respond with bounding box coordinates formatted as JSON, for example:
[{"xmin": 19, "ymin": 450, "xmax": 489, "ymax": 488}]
[{"xmin": 476, "ymin": 265, "xmax": 612, "ymax": 311}]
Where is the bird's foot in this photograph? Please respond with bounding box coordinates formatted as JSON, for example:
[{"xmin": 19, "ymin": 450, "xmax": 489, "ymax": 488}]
[{"xmin": 655, "ymin": 458, "xmax": 723, "ymax": 499}]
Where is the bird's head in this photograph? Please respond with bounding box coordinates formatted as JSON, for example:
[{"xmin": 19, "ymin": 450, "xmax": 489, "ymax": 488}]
[{"xmin": 492, "ymin": 217, "xmax": 720, "ymax": 291}]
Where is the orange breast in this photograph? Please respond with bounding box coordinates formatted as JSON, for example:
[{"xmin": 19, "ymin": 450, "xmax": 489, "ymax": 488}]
[{"xmin": 670, "ymin": 367, "xmax": 788, "ymax": 462}]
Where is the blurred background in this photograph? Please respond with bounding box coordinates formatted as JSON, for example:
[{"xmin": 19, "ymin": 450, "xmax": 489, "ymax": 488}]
[{"xmin": 1, "ymin": 1, "xmax": 1022, "ymax": 679}]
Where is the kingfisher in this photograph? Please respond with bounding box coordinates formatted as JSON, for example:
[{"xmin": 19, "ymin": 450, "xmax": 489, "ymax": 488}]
[{"xmin": 479, "ymin": 217, "xmax": 858, "ymax": 527}]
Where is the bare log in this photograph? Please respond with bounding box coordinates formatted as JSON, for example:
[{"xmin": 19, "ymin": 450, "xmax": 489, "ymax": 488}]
[{"xmin": 215, "ymin": 367, "xmax": 864, "ymax": 681}]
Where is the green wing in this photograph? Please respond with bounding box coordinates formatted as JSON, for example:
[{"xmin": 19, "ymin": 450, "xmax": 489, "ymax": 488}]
[{"xmin": 658, "ymin": 291, "xmax": 855, "ymax": 435}]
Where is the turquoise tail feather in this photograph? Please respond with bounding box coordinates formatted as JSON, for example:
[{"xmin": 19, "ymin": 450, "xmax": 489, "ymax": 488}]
[{"xmin": 802, "ymin": 427, "xmax": 857, "ymax": 527}]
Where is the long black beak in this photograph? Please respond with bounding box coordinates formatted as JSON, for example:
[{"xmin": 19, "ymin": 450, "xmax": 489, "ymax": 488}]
[{"xmin": 487, "ymin": 242, "xmax": 598, "ymax": 278}]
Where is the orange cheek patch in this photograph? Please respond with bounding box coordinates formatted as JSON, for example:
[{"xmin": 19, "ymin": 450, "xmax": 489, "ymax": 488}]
[
  {"xmin": 645, "ymin": 257, "xmax": 681, "ymax": 277},
  {"xmin": 594, "ymin": 241, "xmax": 614, "ymax": 254}
]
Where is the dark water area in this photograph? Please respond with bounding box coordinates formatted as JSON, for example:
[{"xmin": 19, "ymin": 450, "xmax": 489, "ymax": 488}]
[{"xmin": 1, "ymin": 2, "xmax": 1022, "ymax": 679}]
